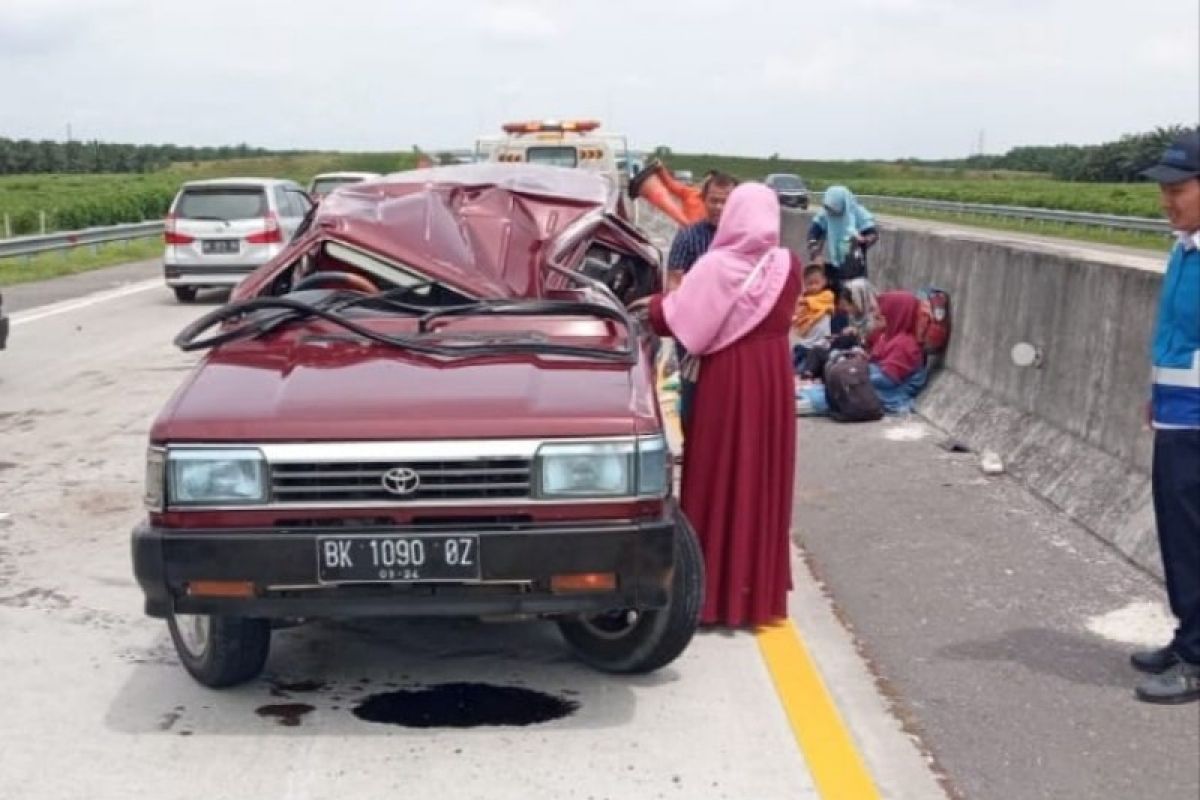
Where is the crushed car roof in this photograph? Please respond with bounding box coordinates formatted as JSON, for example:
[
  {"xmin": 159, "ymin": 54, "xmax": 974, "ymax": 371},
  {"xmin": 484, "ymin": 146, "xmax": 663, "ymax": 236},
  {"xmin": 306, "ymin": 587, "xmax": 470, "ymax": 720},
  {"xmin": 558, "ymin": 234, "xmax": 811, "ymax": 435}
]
[{"xmin": 308, "ymin": 164, "xmax": 626, "ymax": 297}]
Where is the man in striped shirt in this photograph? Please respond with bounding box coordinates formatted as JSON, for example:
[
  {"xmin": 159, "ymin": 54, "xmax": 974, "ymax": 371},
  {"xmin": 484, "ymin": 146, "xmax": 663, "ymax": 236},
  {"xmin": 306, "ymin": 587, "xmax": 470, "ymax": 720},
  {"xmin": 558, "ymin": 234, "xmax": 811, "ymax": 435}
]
[
  {"xmin": 666, "ymin": 172, "xmax": 738, "ymax": 434},
  {"xmin": 1131, "ymin": 128, "xmax": 1200, "ymax": 705}
]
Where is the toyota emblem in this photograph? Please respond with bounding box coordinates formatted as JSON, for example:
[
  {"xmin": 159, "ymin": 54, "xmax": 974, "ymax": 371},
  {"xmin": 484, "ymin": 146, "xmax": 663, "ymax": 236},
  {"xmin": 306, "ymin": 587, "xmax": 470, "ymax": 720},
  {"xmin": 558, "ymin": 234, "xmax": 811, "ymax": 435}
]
[{"xmin": 381, "ymin": 467, "xmax": 421, "ymax": 496}]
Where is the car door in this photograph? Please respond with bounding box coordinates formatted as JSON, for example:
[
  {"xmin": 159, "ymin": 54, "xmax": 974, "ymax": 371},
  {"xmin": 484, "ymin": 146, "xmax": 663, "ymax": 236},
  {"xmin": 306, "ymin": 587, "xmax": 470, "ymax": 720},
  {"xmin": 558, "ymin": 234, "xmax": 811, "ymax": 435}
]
[{"xmin": 275, "ymin": 185, "xmax": 311, "ymax": 241}]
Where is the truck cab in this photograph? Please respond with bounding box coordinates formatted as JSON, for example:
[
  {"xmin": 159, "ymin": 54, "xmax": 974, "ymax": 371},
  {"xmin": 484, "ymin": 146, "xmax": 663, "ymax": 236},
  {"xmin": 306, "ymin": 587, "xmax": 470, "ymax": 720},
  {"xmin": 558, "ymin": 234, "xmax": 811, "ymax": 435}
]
[{"xmin": 482, "ymin": 120, "xmax": 633, "ymax": 219}]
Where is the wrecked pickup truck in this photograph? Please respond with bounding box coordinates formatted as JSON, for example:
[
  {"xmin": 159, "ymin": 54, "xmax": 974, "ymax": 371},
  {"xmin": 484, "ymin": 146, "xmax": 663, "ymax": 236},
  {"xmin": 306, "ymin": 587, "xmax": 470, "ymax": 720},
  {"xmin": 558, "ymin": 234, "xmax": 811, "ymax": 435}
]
[{"xmin": 132, "ymin": 164, "xmax": 703, "ymax": 687}]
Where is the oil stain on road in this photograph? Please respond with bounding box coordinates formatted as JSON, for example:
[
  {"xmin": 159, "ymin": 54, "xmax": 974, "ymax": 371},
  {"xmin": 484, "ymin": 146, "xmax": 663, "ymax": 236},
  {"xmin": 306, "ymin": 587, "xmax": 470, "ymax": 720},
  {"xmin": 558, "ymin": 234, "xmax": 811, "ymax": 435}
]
[{"xmin": 351, "ymin": 682, "xmax": 579, "ymax": 728}]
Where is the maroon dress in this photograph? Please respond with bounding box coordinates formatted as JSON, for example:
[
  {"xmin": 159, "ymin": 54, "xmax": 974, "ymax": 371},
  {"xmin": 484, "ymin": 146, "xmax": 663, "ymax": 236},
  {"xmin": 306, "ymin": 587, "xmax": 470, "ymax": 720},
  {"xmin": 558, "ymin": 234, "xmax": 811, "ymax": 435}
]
[{"xmin": 650, "ymin": 261, "xmax": 801, "ymax": 626}]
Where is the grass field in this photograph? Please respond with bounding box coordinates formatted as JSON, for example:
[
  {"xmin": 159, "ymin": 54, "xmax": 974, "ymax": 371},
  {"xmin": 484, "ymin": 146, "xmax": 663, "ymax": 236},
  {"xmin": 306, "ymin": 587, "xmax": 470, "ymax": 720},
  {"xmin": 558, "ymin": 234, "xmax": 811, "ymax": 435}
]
[
  {"xmin": 0, "ymin": 152, "xmax": 418, "ymax": 237},
  {"xmin": 659, "ymin": 153, "xmax": 1164, "ymax": 218}
]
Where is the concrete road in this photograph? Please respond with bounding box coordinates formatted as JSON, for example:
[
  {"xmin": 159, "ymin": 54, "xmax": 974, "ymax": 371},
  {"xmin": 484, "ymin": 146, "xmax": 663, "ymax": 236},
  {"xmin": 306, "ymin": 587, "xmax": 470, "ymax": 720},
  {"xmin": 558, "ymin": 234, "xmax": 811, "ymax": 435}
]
[
  {"xmin": 795, "ymin": 416, "xmax": 1200, "ymax": 800},
  {"xmin": 0, "ymin": 265, "xmax": 943, "ymax": 800}
]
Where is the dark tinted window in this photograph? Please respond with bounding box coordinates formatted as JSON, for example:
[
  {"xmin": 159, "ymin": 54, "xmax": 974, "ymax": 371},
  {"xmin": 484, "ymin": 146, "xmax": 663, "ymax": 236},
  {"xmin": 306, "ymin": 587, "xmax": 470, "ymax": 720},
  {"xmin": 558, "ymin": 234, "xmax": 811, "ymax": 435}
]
[
  {"xmin": 768, "ymin": 175, "xmax": 806, "ymax": 191},
  {"xmin": 176, "ymin": 187, "xmax": 267, "ymax": 220},
  {"xmin": 526, "ymin": 147, "xmax": 578, "ymax": 168}
]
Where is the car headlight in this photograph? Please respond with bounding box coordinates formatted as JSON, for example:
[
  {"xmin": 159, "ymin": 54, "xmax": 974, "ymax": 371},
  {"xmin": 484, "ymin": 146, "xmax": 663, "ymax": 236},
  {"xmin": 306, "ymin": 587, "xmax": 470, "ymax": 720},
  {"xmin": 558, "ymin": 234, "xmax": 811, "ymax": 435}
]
[
  {"xmin": 144, "ymin": 448, "xmax": 165, "ymax": 510},
  {"xmin": 166, "ymin": 448, "xmax": 268, "ymax": 505},
  {"xmin": 535, "ymin": 436, "xmax": 669, "ymax": 500}
]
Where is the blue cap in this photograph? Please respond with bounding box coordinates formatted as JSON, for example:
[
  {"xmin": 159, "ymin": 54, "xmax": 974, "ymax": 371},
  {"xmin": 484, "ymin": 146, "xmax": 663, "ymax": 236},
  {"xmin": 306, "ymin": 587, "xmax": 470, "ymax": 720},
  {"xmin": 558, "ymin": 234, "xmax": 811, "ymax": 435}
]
[{"xmin": 1141, "ymin": 128, "xmax": 1200, "ymax": 184}]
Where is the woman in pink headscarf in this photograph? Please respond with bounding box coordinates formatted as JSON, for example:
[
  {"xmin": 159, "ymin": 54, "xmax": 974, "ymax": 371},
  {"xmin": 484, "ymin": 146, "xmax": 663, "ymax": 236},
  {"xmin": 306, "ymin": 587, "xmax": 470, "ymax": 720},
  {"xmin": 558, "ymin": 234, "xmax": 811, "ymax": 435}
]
[{"xmin": 636, "ymin": 182, "xmax": 802, "ymax": 627}]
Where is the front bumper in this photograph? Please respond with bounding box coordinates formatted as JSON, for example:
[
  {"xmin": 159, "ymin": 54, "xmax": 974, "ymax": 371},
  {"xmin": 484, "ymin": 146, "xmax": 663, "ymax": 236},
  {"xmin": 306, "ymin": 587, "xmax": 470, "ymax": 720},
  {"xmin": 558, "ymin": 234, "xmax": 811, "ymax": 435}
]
[
  {"xmin": 132, "ymin": 511, "xmax": 679, "ymax": 620},
  {"xmin": 164, "ymin": 263, "xmax": 264, "ymax": 287}
]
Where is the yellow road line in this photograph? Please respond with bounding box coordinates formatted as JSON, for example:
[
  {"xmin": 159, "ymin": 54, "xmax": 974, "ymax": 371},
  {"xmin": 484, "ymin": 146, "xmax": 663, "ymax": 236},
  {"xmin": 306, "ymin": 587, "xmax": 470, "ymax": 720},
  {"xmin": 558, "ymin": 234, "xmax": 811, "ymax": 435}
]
[
  {"xmin": 757, "ymin": 622, "xmax": 881, "ymax": 800},
  {"xmin": 659, "ymin": 361, "xmax": 875, "ymax": 796}
]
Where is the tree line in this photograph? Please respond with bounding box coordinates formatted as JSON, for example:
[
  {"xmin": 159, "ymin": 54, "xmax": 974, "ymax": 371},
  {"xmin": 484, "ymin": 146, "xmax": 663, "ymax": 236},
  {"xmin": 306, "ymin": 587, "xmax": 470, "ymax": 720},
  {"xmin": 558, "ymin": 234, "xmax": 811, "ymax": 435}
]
[
  {"xmin": 951, "ymin": 125, "xmax": 1192, "ymax": 182},
  {"xmin": 0, "ymin": 138, "xmax": 291, "ymax": 175},
  {"xmin": 3, "ymin": 123, "xmax": 1193, "ymax": 181}
]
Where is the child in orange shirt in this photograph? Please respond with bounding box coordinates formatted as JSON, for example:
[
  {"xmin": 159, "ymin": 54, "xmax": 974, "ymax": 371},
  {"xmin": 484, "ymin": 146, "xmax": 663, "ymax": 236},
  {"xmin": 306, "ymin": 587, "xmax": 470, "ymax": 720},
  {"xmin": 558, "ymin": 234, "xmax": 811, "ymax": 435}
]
[{"xmin": 791, "ymin": 263, "xmax": 836, "ymax": 370}]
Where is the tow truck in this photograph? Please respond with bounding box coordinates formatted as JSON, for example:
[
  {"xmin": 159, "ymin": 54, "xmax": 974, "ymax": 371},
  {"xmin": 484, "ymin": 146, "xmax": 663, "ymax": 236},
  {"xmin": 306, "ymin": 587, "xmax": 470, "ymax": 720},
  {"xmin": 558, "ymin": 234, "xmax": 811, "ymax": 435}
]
[{"xmin": 481, "ymin": 120, "xmax": 635, "ymax": 220}]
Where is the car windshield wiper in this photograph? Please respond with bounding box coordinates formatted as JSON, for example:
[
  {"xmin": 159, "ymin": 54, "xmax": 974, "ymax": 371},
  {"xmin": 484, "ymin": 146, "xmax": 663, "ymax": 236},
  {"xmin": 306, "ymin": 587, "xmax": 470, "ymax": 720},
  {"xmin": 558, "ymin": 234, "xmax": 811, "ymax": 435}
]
[
  {"xmin": 181, "ymin": 215, "xmax": 228, "ymax": 222},
  {"xmin": 174, "ymin": 292, "xmax": 638, "ymax": 363}
]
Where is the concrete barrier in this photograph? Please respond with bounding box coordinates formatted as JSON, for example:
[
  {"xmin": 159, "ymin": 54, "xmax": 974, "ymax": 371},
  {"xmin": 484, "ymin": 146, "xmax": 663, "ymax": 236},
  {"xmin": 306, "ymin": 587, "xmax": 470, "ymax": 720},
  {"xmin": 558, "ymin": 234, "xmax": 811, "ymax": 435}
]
[{"xmin": 781, "ymin": 211, "xmax": 1169, "ymax": 578}]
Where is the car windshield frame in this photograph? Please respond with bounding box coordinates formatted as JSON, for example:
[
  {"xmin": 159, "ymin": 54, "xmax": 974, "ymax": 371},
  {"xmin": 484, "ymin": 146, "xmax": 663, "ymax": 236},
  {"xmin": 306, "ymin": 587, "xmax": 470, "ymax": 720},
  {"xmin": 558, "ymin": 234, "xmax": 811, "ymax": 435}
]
[{"xmin": 174, "ymin": 224, "xmax": 641, "ymax": 364}]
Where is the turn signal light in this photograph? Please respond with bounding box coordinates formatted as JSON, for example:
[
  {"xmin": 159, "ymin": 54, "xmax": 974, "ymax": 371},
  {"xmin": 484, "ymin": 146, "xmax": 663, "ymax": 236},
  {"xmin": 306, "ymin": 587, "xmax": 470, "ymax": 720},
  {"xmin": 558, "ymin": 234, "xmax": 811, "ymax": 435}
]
[
  {"xmin": 550, "ymin": 572, "xmax": 617, "ymax": 593},
  {"xmin": 186, "ymin": 580, "xmax": 256, "ymax": 598}
]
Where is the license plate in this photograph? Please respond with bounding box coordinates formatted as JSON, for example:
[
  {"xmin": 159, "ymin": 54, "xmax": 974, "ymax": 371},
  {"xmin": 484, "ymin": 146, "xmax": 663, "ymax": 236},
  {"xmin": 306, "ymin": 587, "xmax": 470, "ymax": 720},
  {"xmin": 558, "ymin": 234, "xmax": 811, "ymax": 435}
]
[
  {"xmin": 202, "ymin": 239, "xmax": 239, "ymax": 254},
  {"xmin": 316, "ymin": 534, "xmax": 481, "ymax": 583}
]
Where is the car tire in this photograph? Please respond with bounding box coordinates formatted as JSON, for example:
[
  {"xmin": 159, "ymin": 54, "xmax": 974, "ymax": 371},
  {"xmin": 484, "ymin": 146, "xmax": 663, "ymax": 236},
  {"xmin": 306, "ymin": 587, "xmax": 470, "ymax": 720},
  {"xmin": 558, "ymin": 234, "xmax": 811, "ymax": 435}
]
[
  {"xmin": 173, "ymin": 286, "xmax": 198, "ymax": 303},
  {"xmin": 799, "ymin": 198, "xmax": 809, "ymax": 210},
  {"xmin": 558, "ymin": 513, "xmax": 704, "ymax": 674},
  {"xmin": 167, "ymin": 613, "xmax": 271, "ymax": 688}
]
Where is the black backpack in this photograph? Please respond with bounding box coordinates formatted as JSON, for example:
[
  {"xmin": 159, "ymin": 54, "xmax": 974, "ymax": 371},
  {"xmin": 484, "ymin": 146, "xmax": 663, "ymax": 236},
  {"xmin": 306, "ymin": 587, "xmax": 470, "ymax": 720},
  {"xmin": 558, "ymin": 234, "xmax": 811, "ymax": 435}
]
[{"xmin": 824, "ymin": 352, "xmax": 883, "ymax": 422}]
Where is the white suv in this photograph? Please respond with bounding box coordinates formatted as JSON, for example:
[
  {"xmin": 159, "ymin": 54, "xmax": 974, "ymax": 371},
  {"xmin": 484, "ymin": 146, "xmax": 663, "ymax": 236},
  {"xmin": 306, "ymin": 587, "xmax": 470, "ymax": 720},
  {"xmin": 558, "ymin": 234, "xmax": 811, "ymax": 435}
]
[{"xmin": 163, "ymin": 178, "xmax": 313, "ymax": 302}]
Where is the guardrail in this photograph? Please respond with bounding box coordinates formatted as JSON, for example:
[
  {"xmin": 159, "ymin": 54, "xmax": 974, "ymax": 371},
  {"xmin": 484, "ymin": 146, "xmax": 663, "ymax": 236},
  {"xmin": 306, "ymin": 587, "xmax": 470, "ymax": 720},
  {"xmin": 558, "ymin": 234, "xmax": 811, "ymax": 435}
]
[
  {"xmin": 0, "ymin": 220, "xmax": 164, "ymax": 259},
  {"xmin": 0, "ymin": 193, "xmax": 1172, "ymax": 262},
  {"xmin": 829, "ymin": 194, "xmax": 1172, "ymax": 235}
]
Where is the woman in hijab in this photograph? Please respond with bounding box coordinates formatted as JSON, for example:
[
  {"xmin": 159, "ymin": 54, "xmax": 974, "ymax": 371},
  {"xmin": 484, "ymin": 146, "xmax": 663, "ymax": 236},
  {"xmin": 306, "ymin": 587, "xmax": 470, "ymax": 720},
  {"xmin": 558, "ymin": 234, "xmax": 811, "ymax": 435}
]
[
  {"xmin": 868, "ymin": 291, "xmax": 928, "ymax": 414},
  {"xmin": 807, "ymin": 185, "xmax": 878, "ymax": 290},
  {"xmin": 632, "ymin": 183, "xmax": 802, "ymax": 628},
  {"xmin": 836, "ymin": 277, "xmax": 883, "ymax": 340},
  {"xmin": 796, "ymin": 278, "xmax": 881, "ymax": 381},
  {"xmin": 795, "ymin": 288, "xmax": 927, "ymax": 417}
]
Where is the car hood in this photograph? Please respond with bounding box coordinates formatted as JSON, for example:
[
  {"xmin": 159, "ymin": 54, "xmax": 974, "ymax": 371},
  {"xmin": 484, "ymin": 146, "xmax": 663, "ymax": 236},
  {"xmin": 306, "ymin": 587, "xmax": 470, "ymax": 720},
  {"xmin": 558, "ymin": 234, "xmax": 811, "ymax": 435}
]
[{"xmin": 152, "ymin": 328, "xmax": 656, "ymax": 442}]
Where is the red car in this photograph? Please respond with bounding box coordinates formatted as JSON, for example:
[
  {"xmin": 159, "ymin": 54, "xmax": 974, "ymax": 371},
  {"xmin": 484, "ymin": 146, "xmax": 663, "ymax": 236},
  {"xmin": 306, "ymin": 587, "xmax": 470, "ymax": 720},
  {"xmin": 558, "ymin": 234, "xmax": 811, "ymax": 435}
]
[{"xmin": 132, "ymin": 164, "xmax": 703, "ymax": 687}]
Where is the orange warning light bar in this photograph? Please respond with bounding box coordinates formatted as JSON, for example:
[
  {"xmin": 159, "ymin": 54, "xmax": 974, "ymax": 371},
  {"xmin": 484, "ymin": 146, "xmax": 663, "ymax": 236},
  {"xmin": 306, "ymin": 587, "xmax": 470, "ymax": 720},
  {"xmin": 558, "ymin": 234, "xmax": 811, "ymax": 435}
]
[{"xmin": 501, "ymin": 119, "xmax": 601, "ymax": 135}]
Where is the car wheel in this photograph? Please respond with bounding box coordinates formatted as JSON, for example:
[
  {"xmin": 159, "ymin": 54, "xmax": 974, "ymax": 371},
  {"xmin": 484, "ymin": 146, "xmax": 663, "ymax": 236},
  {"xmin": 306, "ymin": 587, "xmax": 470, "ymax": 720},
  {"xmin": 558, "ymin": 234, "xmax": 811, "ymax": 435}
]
[
  {"xmin": 173, "ymin": 286, "xmax": 198, "ymax": 303},
  {"xmin": 558, "ymin": 513, "xmax": 703, "ymax": 674},
  {"xmin": 167, "ymin": 613, "xmax": 271, "ymax": 688},
  {"xmin": 800, "ymin": 198, "xmax": 809, "ymax": 210}
]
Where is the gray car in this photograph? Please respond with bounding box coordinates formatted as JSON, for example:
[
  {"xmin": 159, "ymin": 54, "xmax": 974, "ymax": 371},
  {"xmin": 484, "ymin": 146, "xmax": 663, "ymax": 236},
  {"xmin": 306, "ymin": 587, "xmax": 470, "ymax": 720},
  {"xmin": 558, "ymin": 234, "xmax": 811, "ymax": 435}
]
[
  {"xmin": 765, "ymin": 173, "xmax": 810, "ymax": 210},
  {"xmin": 163, "ymin": 178, "xmax": 313, "ymax": 302}
]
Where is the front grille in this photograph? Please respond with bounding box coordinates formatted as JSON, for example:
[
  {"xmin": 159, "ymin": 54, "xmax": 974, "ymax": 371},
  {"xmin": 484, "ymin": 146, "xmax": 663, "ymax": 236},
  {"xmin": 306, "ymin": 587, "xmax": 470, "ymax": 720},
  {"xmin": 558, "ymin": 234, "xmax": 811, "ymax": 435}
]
[{"xmin": 270, "ymin": 459, "xmax": 534, "ymax": 503}]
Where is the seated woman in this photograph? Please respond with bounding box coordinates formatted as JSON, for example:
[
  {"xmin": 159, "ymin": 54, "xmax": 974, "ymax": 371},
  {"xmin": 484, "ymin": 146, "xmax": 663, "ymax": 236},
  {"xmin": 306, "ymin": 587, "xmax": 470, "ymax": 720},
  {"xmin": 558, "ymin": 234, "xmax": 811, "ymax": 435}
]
[
  {"xmin": 796, "ymin": 289, "xmax": 927, "ymax": 416},
  {"xmin": 797, "ymin": 278, "xmax": 881, "ymax": 380},
  {"xmin": 835, "ymin": 277, "xmax": 883, "ymax": 338},
  {"xmin": 867, "ymin": 291, "xmax": 928, "ymax": 414}
]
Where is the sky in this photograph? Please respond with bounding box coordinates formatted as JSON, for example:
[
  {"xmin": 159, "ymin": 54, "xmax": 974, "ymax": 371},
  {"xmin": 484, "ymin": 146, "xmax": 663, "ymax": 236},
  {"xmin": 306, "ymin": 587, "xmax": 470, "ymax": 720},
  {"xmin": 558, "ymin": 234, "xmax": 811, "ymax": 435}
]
[{"xmin": 2, "ymin": 0, "xmax": 1197, "ymax": 160}]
